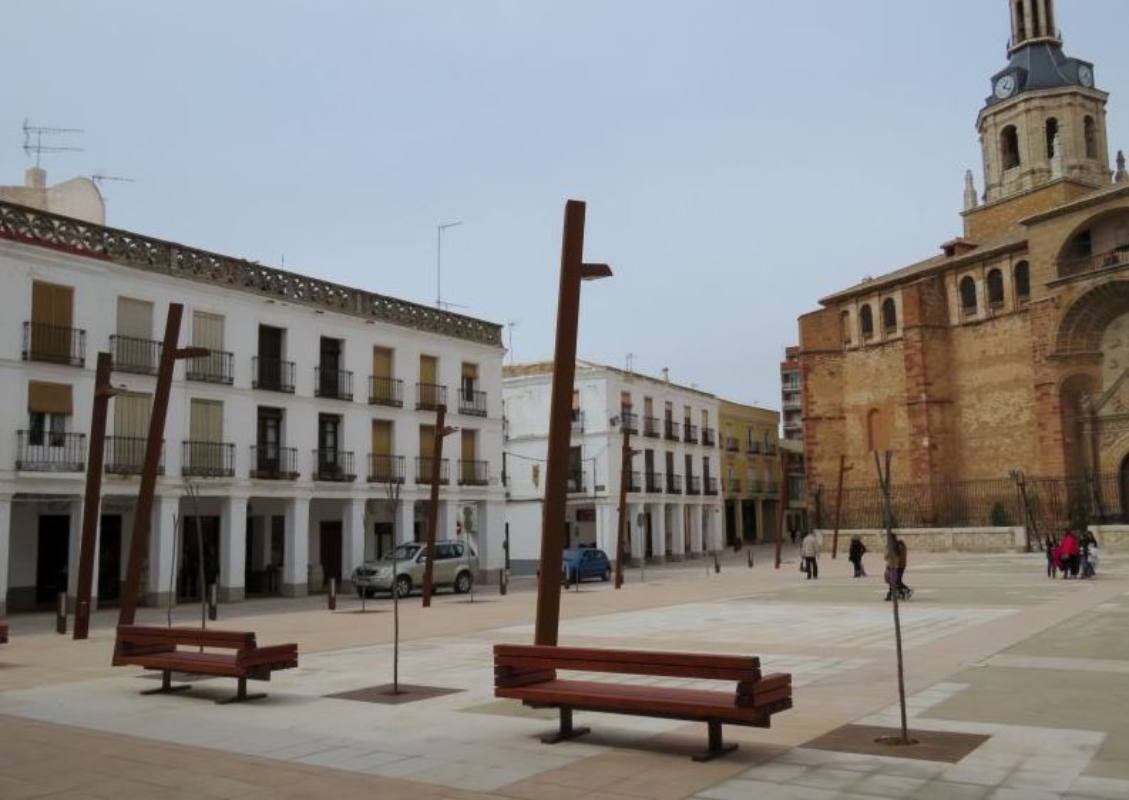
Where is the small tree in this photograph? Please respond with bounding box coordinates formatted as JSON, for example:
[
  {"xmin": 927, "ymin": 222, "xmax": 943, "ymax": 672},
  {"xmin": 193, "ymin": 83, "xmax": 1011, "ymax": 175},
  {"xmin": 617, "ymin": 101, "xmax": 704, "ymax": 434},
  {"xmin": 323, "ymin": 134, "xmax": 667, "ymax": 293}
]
[
  {"xmin": 1069, "ymin": 496, "xmax": 1090, "ymax": 533},
  {"xmin": 382, "ymin": 474, "xmax": 404, "ymax": 694}
]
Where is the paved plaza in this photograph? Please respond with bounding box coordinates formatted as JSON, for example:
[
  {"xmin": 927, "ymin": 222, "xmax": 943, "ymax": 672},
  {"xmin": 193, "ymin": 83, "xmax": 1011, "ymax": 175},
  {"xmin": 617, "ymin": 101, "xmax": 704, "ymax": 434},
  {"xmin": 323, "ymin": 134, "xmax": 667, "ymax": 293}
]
[{"xmin": 2, "ymin": 544, "xmax": 1128, "ymax": 799}]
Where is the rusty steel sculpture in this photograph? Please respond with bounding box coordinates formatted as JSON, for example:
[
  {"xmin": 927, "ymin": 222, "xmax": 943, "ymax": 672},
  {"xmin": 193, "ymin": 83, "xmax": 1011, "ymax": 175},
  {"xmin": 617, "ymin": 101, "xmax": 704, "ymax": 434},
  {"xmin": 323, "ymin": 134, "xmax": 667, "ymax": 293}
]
[
  {"xmin": 614, "ymin": 422, "xmax": 637, "ymax": 589},
  {"xmin": 421, "ymin": 404, "xmax": 458, "ymax": 608}
]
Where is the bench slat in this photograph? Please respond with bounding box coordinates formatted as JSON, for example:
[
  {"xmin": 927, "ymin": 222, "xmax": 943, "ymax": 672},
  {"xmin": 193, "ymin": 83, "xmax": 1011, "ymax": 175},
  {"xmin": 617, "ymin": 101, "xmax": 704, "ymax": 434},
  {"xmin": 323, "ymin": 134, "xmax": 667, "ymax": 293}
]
[
  {"xmin": 496, "ymin": 655, "xmax": 760, "ymax": 682},
  {"xmin": 118, "ymin": 625, "xmax": 255, "ymax": 650},
  {"xmin": 126, "ymin": 652, "xmax": 243, "ymax": 677},
  {"xmin": 495, "ymin": 644, "xmax": 760, "ymax": 679}
]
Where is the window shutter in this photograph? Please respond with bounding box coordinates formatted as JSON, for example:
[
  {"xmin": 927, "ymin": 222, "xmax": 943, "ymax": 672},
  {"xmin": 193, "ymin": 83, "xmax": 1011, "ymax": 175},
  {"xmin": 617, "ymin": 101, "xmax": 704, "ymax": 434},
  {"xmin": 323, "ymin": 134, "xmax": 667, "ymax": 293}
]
[
  {"xmin": 28, "ymin": 381, "xmax": 73, "ymax": 415},
  {"xmin": 192, "ymin": 311, "xmax": 224, "ymax": 350},
  {"xmin": 116, "ymin": 297, "xmax": 153, "ymax": 339},
  {"xmin": 114, "ymin": 393, "xmax": 153, "ymax": 438}
]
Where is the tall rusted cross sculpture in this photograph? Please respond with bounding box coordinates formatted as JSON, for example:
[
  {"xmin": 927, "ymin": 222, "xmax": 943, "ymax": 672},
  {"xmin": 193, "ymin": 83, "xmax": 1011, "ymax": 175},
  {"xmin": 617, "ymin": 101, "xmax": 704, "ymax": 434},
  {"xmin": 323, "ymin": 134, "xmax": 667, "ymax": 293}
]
[
  {"xmin": 117, "ymin": 303, "xmax": 208, "ymax": 630},
  {"xmin": 421, "ymin": 404, "xmax": 458, "ymax": 608},
  {"xmin": 614, "ymin": 421, "xmax": 638, "ymax": 589},
  {"xmin": 535, "ymin": 200, "xmax": 611, "ymax": 646}
]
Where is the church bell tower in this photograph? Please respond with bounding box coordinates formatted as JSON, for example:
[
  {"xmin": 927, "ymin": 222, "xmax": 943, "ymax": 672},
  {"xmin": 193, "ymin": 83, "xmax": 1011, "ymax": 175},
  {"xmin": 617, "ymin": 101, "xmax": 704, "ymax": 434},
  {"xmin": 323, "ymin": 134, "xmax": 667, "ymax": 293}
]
[{"xmin": 977, "ymin": 0, "xmax": 1111, "ymax": 204}]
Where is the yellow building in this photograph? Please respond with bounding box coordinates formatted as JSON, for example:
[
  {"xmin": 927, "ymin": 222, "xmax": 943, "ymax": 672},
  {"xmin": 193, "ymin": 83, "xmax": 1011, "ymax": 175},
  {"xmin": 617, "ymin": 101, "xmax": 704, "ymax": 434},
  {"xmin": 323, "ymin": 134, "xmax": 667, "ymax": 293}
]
[{"xmin": 718, "ymin": 401, "xmax": 781, "ymax": 545}]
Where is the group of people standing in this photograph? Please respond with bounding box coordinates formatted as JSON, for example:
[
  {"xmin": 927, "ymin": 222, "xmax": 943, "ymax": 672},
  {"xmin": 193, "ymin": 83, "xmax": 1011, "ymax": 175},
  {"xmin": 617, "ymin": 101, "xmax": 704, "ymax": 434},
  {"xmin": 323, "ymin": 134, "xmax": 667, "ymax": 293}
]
[
  {"xmin": 799, "ymin": 531, "xmax": 912, "ymax": 600},
  {"xmin": 1046, "ymin": 529, "xmax": 1100, "ymax": 579}
]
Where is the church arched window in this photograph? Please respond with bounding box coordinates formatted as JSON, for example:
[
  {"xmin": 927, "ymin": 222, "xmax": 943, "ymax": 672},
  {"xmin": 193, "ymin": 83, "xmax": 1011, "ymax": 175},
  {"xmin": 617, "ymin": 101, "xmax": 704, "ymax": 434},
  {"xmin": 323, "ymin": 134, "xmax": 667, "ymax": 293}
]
[
  {"xmin": 1001, "ymin": 126, "xmax": 1021, "ymax": 170},
  {"xmin": 1045, "ymin": 118, "xmax": 1058, "ymax": 159},
  {"xmin": 987, "ymin": 269, "xmax": 1005, "ymax": 307},
  {"xmin": 960, "ymin": 276, "xmax": 978, "ymax": 315},
  {"xmin": 1084, "ymin": 116, "xmax": 1097, "ymax": 159},
  {"xmin": 1014, "ymin": 261, "xmax": 1030, "ymax": 303},
  {"xmin": 859, "ymin": 305, "xmax": 874, "ymax": 341},
  {"xmin": 841, "ymin": 310, "xmax": 852, "ymax": 347},
  {"xmin": 881, "ymin": 298, "xmax": 897, "ymax": 333}
]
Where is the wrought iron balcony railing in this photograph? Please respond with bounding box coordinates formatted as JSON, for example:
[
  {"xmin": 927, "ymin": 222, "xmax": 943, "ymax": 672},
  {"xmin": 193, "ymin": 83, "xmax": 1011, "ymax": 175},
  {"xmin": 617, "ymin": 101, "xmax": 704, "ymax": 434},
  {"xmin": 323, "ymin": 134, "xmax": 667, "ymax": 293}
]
[
  {"xmin": 666, "ymin": 473, "xmax": 683, "ymax": 494},
  {"xmin": 764, "ymin": 481, "xmax": 780, "ymax": 494},
  {"xmin": 571, "ymin": 410, "xmax": 585, "ymax": 434},
  {"xmin": 725, "ymin": 437, "xmax": 739, "ymax": 453},
  {"xmin": 747, "ymin": 441, "xmax": 761, "ymax": 454},
  {"xmin": 368, "ymin": 376, "xmax": 404, "ymax": 407},
  {"xmin": 1058, "ymin": 246, "xmax": 1129, "ymax": 279},
  {"xmin": 22, "ymin": 321, "xmax": 85, "ymax": 367},
  {"xmin": 252, "ymin": 357, "xmax": 295, "ymax": 393},
  {"xmin": 686, "ymin": 475, "xmax": 701, "ymax": 495},
  {"xmin": 367, "ymin": 453, "xmax": 405, "ymax": 483},
  {"xmin": 313, "ymin": 449, "xmax": 355, "ymax": 481},
  {"xmin": 627, "ymin": 470, "xmax": 642, "ymax": 493},
  {"xmin": 109, "ymin": 335, "xmax": 160, "ymax": 375},
  {"xmin": 645, "ymin": 471, "xmax": 664, "ymax": 493},
  {"xmin": 704, "ymin": 476, "xmax": 719, "ymax": 495},
  {"xmin": 459, "ymin": 389, "xmax": 487, "ymax": 417},
  {"xmin": 16, "ymin": 430, "xmax": 85, "ymax": 472},
  {"xmin": 726, "ymin": 478, "xmax": 741, "ymax": 494},
  {"xmin": 415, "ymin": 456, "xmax": 450, "ymax": 485},
  {"xmin": 458, "ymin": 459, "xmax": 490, "ymax": 486},
  {"xmin": 567, "ymin": 470, "xmax": 586, "ymax": 494},
  {"xmin": 181, "ymin": 441, "xmax": 235, "ymax": 478},
  {"xmin": 315, "ymin": 367, "xmax": 354, "ymax": 401},
  {"xmin": 665, "ymin": 420, "xmax": 681, "ymax": 442},
  {"xmin": 620, "ymin": 411, "xmax": 639, "ymax": 435},
  {"xmin": 250, "ymin": 445, "xmax": 298, "ymax": 479},
  {"xmin": 416, "ymin": 382, "xmax": 448, "ymax": 411},
  {"xmin": 683, "ymin": 424, "xmax": 699, "ymax": 444},
  {"xmin": 643, "ymin": 416, "xmax": 661, "ymax": 438},
  {"xmin": 105, "ymin": 436, "xmax": 164, "ymax": 475},
  {"xmin": 702, "ymin": 427, "xmax": 716, "ymax": 447},
  {"xmin": 186, "ymin": 350, "xmax": 234, "ymax": 384}
]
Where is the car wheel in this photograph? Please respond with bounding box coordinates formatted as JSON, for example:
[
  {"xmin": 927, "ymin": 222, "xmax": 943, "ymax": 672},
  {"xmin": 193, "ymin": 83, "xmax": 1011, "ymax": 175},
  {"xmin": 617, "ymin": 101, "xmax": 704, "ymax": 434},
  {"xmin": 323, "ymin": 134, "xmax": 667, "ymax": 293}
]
[
  {"xmin": 601, "ymin": 567, "xmax": 611, "ymax": 582},
  {"xmin": 394, "ymin": 575, "xmax": 412, "ymax": 598},
  {"xmin": 454, "ymin": 571, "xmax": 472, "ymax": 594}
]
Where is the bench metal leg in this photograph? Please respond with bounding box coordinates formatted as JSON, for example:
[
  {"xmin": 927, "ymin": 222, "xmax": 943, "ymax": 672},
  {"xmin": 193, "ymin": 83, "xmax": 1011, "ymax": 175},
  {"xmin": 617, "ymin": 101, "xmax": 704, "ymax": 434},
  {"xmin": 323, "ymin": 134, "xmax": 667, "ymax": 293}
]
[
  {"xmin": 540, "ymin": 707, "xmax": 590, "ymax": 744},
  {"xmin": 692, "ymin": 721, "xmax": 738, "ymax": 762},
  {"xmin": 140, "ymin": 670, "xmax": 192, "ymax": 696},
  {"xmin": 216, "ymin": 677, "xmax": 267, "ymax": 705}
]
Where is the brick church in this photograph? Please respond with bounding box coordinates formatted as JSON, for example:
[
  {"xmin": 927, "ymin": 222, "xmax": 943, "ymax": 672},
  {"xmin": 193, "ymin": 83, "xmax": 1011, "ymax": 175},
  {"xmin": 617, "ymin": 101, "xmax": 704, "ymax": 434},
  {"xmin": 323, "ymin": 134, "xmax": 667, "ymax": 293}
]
[{"xmin": 797, "ymin": 0, "xmax": 1129, "ymax": 520}]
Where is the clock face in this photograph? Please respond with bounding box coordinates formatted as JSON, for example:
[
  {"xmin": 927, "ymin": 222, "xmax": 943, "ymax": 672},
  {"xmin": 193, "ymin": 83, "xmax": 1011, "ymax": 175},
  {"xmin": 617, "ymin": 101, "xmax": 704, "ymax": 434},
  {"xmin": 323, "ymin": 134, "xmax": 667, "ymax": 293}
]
[
  {"xmin": 995, "ymin": 75, "xmax": 1017, "ymax": 99},
  {"xmin": 1078, "ymin": 65, "xmax": 1094, "ymax": 88}
]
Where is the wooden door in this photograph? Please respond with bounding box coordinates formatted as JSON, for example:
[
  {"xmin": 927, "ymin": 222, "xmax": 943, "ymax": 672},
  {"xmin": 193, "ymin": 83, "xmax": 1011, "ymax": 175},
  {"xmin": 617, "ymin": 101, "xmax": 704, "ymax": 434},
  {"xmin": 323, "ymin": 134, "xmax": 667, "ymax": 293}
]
[
  {"xmin": 113, "ymin": 392, "xmax": 152, "ymax": 467},
  {"xmin": 192, "ymin": 311, "xmax": 225, "ymax": 376},
  {"xmin": 320, "ymin": 521, "xmax": 343, "ymax": 587},
  {"xmin": 98, "ymin": 515, "xmax": 122, "ymax": 602},
  {"xmin": 461, "ymin": 429, "xmax": 476, "ymax": 483},
  {"xmin": 419, "ymin": 354, "xmax": 439, "ymax": 406},
  {"xmin": 31, "ymin": 281, "xmax": 74, "ymax": 360},
  {"xmin": 36, "ymin": 515, "xmax": 70, "ymax": 604},
  {"xmin": 372, "ymin": 346, "xmax": 393, "ymax": 378}
]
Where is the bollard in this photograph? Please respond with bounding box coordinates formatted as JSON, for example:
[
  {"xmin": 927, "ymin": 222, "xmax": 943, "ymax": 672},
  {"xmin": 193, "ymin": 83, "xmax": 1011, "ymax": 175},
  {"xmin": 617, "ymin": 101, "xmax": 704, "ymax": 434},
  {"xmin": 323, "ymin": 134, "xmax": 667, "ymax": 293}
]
[
  {"xmin": 208, "ymin": 583, "xmax": 218, "ymax": 621},
  {"xmin": 714, "ymin": 553, "xmax": 721, "ymax": 574},
  {"xmin": 747, "ymin": 550, "xmax": 754, "ymax": 568},
  {"xmin": 500, "ymin": 568, "xmax": 508, "ymax": 596},
  {"xmin": 56, "ymin": 592, "xmax": 67, "ymax": 635},
  {"xmin": 328, "ymin": 577, "xmax": 337, "ymax": 611},
  {"xmin": 74, "ymin": 599, "xmax": 90, "ymax": 640}
]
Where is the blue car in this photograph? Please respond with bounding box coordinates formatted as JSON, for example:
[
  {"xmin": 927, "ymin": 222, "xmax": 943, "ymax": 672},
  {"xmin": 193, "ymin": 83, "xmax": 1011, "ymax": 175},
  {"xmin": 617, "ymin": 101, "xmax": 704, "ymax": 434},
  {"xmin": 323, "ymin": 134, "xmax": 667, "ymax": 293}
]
[{"xmin": 562, "ymin": 547, "xmax": 612, "ymax": 584}]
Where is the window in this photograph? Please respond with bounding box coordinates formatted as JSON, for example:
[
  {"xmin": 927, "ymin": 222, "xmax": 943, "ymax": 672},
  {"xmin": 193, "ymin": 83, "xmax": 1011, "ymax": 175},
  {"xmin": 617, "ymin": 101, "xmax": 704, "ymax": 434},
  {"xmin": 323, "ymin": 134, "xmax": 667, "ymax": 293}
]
[
  {"xmin": 28, "ymin": 412, "xmax": 66, "ymax": 447},
  {"xmin": 960, "ymin": 276, "xmax": 978, "ymax": 315},
  {"xmin": 1001, "ymin": 126, "xmax": 1021, "ymax": 170},
  {"xmin": 881, "ymin": 298, "xmax": 897, "ymax": 333},
  {"xmin": 1045, "ymin": 117, "xmax": 1058, "ymax": 159},
  {"xmin": 841, "ymin": 310, "xmax": 852, "ymax": 346},
  {"xmin": 859, "ymin": 305, "xmax": 874, "ymax": 340},
  {"xmin": 987, "ymin": 269, "xmax": 1005, "ymax": 307},
  {"xmin": 1015, "ymin": 261, "xmax": 1031, "ymax": 303},
  {"xmin": 1084, "ymin": 116, "xmax": 1098, "ymax": 159}
]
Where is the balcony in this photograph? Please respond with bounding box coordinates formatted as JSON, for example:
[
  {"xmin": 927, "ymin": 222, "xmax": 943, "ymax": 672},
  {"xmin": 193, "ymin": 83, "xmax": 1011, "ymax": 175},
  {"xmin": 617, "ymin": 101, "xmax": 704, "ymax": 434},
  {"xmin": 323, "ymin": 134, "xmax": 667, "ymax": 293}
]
[
  {"xmin": 704, "ymin": 476, "xmax": 719, "ymax": 496},
  {"xmin": 313, "ymin": 449, "xmax": 356, "ymax": 482},
  {"xmin": 627, "ymin": 470, "xmax": 642, "ymax": 493},
  {"xmin": 725, "ymin": 437, "xmax": 739, "ymax": 453},
  {"xmin": 415, "ymin": 457, "xmax": 450, "ymax": 485},
  {"xmin": 620, "ymin": 411, "xmax": 639, "ymax": 435},
  {"xmin": 664, "ymin": 420, "xmax": 681, "ymax": 442},
  {"xmin": 702, "ymin": 427, "xmax": 716, "ymax": 447},
  {"xmin": 368, "ymin": 376, "xmax": 404, "ymax": 408},
  {"xmin": 683, "ymin": 424, "xmax": 698, "ymax": 444},
  {"xmin": 367, "ymin": 453, "xmax": 405, "ymax": 484},
  {"xmin": 253, "ymin": 357, "xmax": 295, "ymax": 393},
  {"xmin": 181, "ymin": 441, "xmax": 235, "ymax": 478},
  {"xmin": 1058, "ymin": 246, "xmax": 1129, "ymax": 279},
  {"xmin": 764, "ymin": 481, "xmax": 780, "ymax": 495},
  {"xmin": 645, "ymin": 471, "xmax": 664, "ymax": 493},
  {"xmin": 686, "ymin": 475, "xmax": 701, "ymax": 495},
  {"xmin": 643, "ymin": 416, "xmax": 661, "ymax": 438},
  {"xmin": 765, "ymin": 444, "xmax": 778, "ymax": 456},
  {"xmin": 250, "ymin": 445, "xmax": 298, "ymax": 480},
  {"xmin": 22, "ymin": 322, "xmax": 85, "ymax": 367},
  {"xmin": 315, "ymin": 368, "xmax": 354, "ymax": 401},
  {"xmin": 110, "ymin": 335, "xmax": 160, "ymax": 375},
  {"xmin": 416, "ymin": 383, "xmax": 448, "ymax": 411},
  {"xmin": 105, "ymin": 436, "xmax": 164, "ymax": 476},
  {"xmin": 727, "ymin": 478, "xmax": 741, "ymax": 494},
  {"xmin": 16, "ymin": 430, "xmax": 85, "ymax": 472},
  {"xmin": 458, "ymin": 459, "xmax": 490, "ymax": 486},
  {"xmin": 459, "ymin": 388, "xmax": 488, "ymax": 417},
  {"xmin": 747, "ymin": 441, "xmax": 761, "ymax": 455},
  {"xmin": 567, "ymin": 470, "xmax": 587, "ymax": 494},
  {"xmin": 571, "ymin": 411, "xmax": 585, "ymax": 434},
  {"xmin": 666, "ymin": 473, "xmax": 683, "ymax": 494},
  {"xmin": 750, "ymin": 479, "xmax": 763, "ymax": 493},
  {"xmin": 186, "ymin": 350, "xmax": 234, "ymax": 385}
]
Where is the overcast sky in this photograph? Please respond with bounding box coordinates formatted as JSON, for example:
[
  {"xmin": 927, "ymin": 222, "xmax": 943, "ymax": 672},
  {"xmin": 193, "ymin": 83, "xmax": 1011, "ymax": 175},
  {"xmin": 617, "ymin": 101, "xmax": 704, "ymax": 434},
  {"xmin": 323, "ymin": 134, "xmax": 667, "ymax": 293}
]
[{"xmin": 5, "ymin": 1, "xmax": 1128, "ymax": 409}]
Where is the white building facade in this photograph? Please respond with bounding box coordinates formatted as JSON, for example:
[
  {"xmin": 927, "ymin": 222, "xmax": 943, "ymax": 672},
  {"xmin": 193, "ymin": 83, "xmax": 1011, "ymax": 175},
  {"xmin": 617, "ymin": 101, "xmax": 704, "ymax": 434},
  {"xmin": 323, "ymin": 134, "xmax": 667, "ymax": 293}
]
[
  {"xmin": 503, "ymin": 362, "xmax": 724, "ymax": 574},
  {"xmin": 0, "ymin": 196, "xmax": 506, "ymax": 615}
]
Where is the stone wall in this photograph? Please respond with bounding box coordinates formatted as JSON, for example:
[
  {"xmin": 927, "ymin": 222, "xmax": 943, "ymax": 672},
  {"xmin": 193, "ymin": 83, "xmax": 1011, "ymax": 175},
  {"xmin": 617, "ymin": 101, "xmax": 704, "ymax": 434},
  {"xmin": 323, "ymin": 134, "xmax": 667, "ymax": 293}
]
[{"xmin": 816, "ymin": 527, "xmax": 1025, "ymax": 554}]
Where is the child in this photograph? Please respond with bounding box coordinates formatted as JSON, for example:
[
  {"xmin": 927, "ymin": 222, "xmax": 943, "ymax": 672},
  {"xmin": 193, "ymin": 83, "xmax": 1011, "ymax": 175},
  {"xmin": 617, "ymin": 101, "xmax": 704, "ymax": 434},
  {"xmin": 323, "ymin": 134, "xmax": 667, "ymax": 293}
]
[{"xmin": 1045, "ymin": 533, "xmax": 1058, "ymax": 579}]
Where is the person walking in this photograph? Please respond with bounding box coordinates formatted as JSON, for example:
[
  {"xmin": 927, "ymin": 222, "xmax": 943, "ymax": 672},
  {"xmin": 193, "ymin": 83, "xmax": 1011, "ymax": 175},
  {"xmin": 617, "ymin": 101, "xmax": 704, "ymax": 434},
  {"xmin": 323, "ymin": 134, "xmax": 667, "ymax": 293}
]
[
  {"xmin": 801, "ymin": 530, "xmax": 820, "ymax": 580},
  {"xmin": 848, "ymin": 536, "xmax": 867, "ymax": 578},
  {"xmin": 1044, "ymin": 533, "xmax": 1058, "ymax": 579},
  {"xmin": 895, "ymin": 537, "xmax": 912, "ymax": 599}
]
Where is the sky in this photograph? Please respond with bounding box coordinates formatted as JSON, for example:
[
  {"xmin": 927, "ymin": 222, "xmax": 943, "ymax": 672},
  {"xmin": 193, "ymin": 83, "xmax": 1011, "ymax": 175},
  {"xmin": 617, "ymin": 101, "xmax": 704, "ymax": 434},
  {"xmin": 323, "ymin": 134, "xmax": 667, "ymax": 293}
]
[{"xmin": 4, "ymin": 1, "xmax": 1128, "ymax": 410}]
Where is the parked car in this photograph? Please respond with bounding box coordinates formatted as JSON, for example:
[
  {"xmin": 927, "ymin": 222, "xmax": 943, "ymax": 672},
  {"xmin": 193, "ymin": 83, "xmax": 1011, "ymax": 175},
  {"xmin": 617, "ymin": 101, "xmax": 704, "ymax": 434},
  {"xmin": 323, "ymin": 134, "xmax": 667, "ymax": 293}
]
[
  {"xmin": 561, "ymin": 547, "xmax": 612, "ymax": 584},
  {"xmin": 352, "ymin": 541, "xmax": 477, "ymax": 598}
]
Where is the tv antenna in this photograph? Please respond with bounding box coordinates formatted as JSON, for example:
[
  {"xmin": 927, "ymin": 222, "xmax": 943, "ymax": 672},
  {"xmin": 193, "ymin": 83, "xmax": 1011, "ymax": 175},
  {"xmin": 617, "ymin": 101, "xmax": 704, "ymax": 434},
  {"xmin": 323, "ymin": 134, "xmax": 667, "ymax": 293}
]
[
  {"xmin": 625, "ymin": 353, "xmax": 635, "ymax": 373},
  {"xmin": 91, "ymin": 172, "xmax": 135, "ymax": 187},
  {"xmin": 436, "ymin": 220, "xmax": 463, "ymax": 310},
  {"xmin": 23, "ymin": 119, "xmax": 84, "ymax": 169},
  {"xmin": 506, "ymin": 320, "xmax": 520, "ymax": 364}
]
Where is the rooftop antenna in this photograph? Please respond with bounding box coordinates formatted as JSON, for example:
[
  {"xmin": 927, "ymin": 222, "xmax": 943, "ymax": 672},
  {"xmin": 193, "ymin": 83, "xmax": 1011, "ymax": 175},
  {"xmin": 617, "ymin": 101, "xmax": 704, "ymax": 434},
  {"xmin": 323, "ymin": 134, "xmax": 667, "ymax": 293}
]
[
  {"xmin": 506, "ymin": 320, "xmax": 520, "ymax": 364},
  {"xmin": 23, "ymin": 118, "xmax": 84, "ymax": 169},
  {"xmin": 625, "ymin": 353, "xmax": 635, "ymax": 373},
  {"xmin": 436, "ymin": 220, "xmax": 463, "ymax": 309},
  {"xmin": 91, "ymin": 172, "xmax": 135, "ymax": 200}
]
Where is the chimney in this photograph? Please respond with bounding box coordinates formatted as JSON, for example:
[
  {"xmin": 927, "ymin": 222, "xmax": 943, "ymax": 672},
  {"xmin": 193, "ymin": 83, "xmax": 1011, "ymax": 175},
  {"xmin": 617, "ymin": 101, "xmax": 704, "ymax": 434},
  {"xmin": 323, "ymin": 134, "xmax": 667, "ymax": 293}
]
[
  {"xmin": 661, "ymin": 367, "xmax": 670, "ymax": 383},
  {"xmin": 25, "ymin": 166, "xmax": 47, "ymax": 189}
]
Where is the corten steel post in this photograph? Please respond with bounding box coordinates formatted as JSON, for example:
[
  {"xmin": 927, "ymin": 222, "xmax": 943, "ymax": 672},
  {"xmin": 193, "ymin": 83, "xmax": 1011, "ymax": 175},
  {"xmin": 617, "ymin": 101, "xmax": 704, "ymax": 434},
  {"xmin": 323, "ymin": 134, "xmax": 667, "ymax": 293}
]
[
  {"xmin": 614, "ymin": 424, "xmax": 634, "ymax": 589},
  {"xmin": 774, "ymin": 448, "xmax": 789, "ymax": 569},
  {"xmin": 118, "ymin": 304, "xmax": 208, "ymax": 628},
  {"xmin": 875, "ymin": 450, "xmax": 911, "ymax": 746},
  {"xmin": 421, "ymin": 404, "xmax": 456, "ymax": 608},
  {"xmin": 74, "ymin": 352, "xmax": 116, "ymax": 640},
  {"xmin": 534, "ymin": 200, "xmax": 611, "ymax": 647},
  {"xmin": 830, "ymin": 455, "xmax": 848, "ymax": 559}
]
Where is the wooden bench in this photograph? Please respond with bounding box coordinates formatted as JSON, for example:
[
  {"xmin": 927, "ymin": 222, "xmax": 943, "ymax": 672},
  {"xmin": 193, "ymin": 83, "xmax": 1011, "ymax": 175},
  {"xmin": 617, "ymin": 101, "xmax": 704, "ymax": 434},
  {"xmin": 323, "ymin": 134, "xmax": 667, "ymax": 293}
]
[
  {"xmin": 114, "ymin": 625, "xmax": 298, "ymax": 704},
  {"xmin": 494, "ymin": 644, "xmax": 792, "ymax": 761}
]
